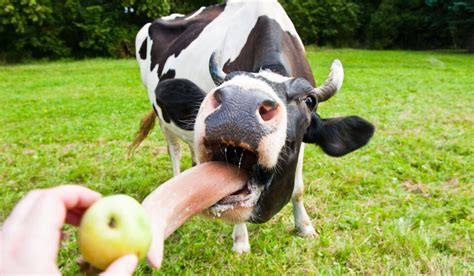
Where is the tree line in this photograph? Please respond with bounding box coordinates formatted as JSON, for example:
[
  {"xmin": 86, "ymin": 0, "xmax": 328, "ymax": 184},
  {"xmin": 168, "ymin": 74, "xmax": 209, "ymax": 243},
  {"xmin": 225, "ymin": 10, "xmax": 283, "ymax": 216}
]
[{"xmin": 1, "ymin": 0, "xmax": 472, "ymax": 62}]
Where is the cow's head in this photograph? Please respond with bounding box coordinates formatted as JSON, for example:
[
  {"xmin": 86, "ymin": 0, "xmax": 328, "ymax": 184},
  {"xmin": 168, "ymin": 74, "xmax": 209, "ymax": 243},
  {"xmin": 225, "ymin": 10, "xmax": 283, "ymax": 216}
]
[{"xmin": 155, "ymin": 53, "xmax": 374, "ymax": 223}]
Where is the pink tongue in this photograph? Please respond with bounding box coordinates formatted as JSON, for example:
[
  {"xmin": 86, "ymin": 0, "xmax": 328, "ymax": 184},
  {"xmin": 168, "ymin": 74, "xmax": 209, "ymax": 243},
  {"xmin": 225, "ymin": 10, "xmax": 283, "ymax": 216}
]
[{"xmin": 142, "ymin": 161, "xmax": 248, "ymax": 238}]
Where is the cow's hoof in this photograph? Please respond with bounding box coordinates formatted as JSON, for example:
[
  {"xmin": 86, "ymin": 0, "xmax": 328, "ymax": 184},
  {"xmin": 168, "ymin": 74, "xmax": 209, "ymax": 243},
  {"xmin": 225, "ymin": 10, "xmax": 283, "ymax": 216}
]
[
  {"xmin": 232, "ymin": 242, "xmax": 251, "ymax": 255},
  {"xmin": 296, "ymin": 224, "xmax": 318, "ymax": 239}
]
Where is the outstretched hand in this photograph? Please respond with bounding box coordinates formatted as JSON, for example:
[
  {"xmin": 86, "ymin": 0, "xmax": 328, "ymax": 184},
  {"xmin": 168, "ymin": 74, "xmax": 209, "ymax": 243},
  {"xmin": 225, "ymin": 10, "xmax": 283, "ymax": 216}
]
[{"xmin": 1, "ymin": 185, "xmax": 138, "ymax": 275}]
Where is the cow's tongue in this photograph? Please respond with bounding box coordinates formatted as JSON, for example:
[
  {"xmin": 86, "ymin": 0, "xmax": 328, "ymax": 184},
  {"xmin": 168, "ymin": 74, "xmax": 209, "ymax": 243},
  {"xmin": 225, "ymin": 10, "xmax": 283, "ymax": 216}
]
[{"xmin": 142, "ymin": 161, "xmax": 248, "ymax": 239}]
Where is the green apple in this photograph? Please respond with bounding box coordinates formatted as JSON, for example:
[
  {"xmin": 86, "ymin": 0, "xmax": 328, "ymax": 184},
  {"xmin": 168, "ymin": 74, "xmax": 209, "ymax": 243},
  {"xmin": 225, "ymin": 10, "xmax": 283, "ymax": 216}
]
[{"xmin": 78, "ymin": 194, "xmax": 152, "ymax": 270}]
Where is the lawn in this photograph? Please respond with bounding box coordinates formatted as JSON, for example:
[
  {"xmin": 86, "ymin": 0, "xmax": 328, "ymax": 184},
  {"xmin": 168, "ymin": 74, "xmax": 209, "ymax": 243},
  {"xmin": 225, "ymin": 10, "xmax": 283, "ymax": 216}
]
[{"xmin": 0, "ymin": 49, "xmax": 472, "ymax": 274}]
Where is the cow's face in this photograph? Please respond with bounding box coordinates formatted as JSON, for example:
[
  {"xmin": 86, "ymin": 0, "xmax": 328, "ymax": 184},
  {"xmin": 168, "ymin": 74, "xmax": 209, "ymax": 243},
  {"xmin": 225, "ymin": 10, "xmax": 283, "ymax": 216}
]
[
  {"xmin": 194, "ymin": 71, "xmax": 313, "ymax": 223},
  {"xmin": 154, "ymin": 56, "xmax": 374, "ymax": 224}
]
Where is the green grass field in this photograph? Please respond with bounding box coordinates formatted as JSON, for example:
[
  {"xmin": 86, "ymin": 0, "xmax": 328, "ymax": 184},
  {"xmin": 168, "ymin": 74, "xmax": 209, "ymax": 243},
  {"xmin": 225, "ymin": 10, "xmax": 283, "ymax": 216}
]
[{"xmin": 1, "ymin": 49, "xmax": 473, "ymax": 274}]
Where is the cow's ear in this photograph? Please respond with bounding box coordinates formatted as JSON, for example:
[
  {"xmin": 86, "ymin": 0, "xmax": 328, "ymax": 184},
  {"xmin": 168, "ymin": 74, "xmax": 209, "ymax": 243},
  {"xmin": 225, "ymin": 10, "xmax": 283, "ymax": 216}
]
[
  {"xmin": 155, "ymin": 79, "xmax": 205, "ymax": 131},
  {"xmin": 303, "ymin": 112, "xmax": 375, "ymax": 157}
]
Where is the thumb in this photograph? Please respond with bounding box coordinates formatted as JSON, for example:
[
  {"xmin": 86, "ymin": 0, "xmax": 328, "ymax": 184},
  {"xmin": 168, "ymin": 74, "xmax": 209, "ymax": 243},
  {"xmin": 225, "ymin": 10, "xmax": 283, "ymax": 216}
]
[
  {"xmin": 147, "ymin": 231, "xmax": 165, "ymax": 269},
  {"xmin": 100, "ymin": 254, "xmax": 138, "ymax": 276}
]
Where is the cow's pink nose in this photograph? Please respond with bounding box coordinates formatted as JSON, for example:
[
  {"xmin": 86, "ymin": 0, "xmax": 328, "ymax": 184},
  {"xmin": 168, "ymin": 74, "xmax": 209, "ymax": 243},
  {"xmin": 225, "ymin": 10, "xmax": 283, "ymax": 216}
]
[{"xmin": 258, "ymin": 100, "xmax": 279, "ymax": 122}]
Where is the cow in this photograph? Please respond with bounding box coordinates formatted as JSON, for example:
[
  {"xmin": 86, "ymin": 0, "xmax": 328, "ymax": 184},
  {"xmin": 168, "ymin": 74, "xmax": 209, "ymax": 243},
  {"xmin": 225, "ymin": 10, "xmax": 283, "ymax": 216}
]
[{"xmin": 131, "ymin": 0, "xmax": 374, "ymax": 254}]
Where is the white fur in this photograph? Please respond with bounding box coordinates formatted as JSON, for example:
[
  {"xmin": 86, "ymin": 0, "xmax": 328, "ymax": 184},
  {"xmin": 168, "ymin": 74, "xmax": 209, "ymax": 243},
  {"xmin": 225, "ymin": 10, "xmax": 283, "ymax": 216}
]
[
  {"xmin": 232, "ymin": 223, "xmax": 250, "ymax": 254},
  {"xmin": 292, "ymin": 143, "xmax": 317, "ymax": 238},
  {"xmin": 186, "ymin": 6, "xmax": 205, "ymax": 20},
  {"xmin": 161, "ymin": 13, "xmax": 184, "ymax": 20},
  {"xmin": 162, "ymin": 121, "xmax": 194, "ymax": 145},
  {"xmin": 193, "ymin": 88, "xmax": 215, "ymax": 164},
  {"xmin": 135, "ymin": 23, "xmax": 151, "ymax": 87},
  {"xmin": 146, "ymin": 64, "xmax": 159, "ymax": 113},
  {"xmin": 293, "ymin": 143, "xmax": 305, "ymax": 196},
  {"xmin": 162, "ymin": 127, "xmax": 181, "ymax": 175},
  {"xmin": 256, "ymin": 118, "xmax": 287, "ymax": 168},
  {"xmin": 256, "ymin": 70, "xmax": 292, "ymax": 83}
]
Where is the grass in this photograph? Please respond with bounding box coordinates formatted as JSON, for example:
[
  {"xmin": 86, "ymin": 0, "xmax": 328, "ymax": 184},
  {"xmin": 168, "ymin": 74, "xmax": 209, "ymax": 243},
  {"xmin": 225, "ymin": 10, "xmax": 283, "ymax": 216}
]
[{"xmin": 1, "ymin": 49, "xmax": 473, "ymax": 274}]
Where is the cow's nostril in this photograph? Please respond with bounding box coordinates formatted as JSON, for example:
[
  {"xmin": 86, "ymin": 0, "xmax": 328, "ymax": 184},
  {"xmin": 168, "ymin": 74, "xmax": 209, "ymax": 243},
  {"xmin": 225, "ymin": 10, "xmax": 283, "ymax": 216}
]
[
  {"xmin": 211, "ymin": 90, "xmax": 222, "ymax": 109},
  {"xmin": 258, "ymin": 100, "xmax": 278, "ymax": 122}
]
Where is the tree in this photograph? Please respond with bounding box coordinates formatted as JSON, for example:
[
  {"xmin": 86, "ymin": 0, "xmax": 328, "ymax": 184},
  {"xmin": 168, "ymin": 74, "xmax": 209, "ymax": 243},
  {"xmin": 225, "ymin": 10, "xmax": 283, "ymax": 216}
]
[
  {"xmin": 280, "ymin": 0, "xmax": 361, "ymax": 46},
  {"xmin": 168, "ymin": 0, "xmax": 222, "ymax": 14},
  {"xmin": 426, "ymin": 0, "xmax": 474, "ymax": 53},
  {"xmin": 365, "ymin": 0, "xmax": 431, "ymax": 49},
  {"xmin": 0, "ymin": 0, "xmax": 171, "ymax": 60}
]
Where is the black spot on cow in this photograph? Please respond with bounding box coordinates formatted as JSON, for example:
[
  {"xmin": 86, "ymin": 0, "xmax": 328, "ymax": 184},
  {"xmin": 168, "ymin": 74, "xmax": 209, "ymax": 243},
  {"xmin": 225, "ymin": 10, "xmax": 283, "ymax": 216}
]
[
  {"xmin": 160, "ymin": 70, "xmax": 176, "ymax": 81},
  {"xmin": 155, "ymin": 79, "xmax": 205, "ymax": 130},
  {"xmin": 148, "ymin": 4, "xmax": 226, "ymax": 77},
  {"xmin": 224, "ymin": 16, "xmax": 315, "ymax": 86},
  {"xmin": 139, "ymin": 39, "xmax": 147, "ymax": 60}
]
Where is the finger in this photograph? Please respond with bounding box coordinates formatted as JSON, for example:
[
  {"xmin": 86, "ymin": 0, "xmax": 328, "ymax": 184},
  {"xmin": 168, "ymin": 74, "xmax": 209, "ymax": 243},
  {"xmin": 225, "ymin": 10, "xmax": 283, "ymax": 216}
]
[
  {"xmin": 1, "ymin": 186, "xmax": 102, "ymax": 272},
  {"xmin": 23, "ymin": 185, "xmax": 101, "ymax": 232},
  {"xmin": 100, "ymin": 254, "xmax": 138, "ymax": 276},
  {"xmin": 15, "ymin": 186, "xmax": 101, "ymax": 261},
  {"xmin": 3, "ymin": 185, "xmax": 100, "ymax": 230},
  {"xmin": 50, "ymin": 185, "xmax": 102, "ymax": 226},
  {"xmin": 146, "ymin": 232, "xmax": 164, "ymax": 269},
  {"xmin": 48, "ymin": 185, "xmax": 102, "ymax": 210}
]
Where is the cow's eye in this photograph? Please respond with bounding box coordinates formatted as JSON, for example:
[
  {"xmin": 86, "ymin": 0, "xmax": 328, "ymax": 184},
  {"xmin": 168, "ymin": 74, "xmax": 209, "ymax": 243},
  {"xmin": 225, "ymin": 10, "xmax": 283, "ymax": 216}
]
[{"xmin": 304, "ymin": 96, "xmax": 316, "ymax": 109}]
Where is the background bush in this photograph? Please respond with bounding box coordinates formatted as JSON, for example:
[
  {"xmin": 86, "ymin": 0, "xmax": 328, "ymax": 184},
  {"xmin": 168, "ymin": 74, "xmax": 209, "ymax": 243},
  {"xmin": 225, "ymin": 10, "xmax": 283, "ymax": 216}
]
[
  {"xmin": 279, "ymin": 0, "xmax": 361, "ymax": 47},
  {"xmin": 0, "ymin": 0, "xmax": 473, "ymax": 61}
]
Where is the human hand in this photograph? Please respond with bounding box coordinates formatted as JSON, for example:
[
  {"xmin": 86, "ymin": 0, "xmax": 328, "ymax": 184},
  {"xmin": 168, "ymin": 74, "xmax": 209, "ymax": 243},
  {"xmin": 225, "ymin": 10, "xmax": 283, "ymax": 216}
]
[{"xmin": 0, "ymin": 185, "xmax": 138, "ymax": 275}]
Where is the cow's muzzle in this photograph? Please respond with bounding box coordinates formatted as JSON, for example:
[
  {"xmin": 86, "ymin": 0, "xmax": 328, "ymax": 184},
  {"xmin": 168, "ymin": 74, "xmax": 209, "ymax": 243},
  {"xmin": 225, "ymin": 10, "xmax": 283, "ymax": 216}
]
[
  {"xmin": 204, "ymin": 86, "xmax": 280, "ymax": 149},
  {"xmin": 195, "ymin": 85, "xmax": 284, "ymax": 223}
]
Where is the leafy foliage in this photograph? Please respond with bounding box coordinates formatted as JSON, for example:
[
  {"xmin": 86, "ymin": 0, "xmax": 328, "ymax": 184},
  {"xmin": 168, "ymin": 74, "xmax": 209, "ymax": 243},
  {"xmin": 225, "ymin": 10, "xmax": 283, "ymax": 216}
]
[
  {"xmin": 425, "ymin": 0, "xmax": 474, "ymax": 52},
  {"xmin": 365, "ymin": 0, "xmax": 429, "ymax": 49},
  {"xmin": 168, "ymin": 0, "xmax": 222, "ymax": 15},
  {"xmin": 0, "ymin": 0, "xmax": 68, "ymax": 59},
  {"xmin": 0, "ymin": 0, "xmax": 171, "ymax": 61},
  {"xmin": 1, "ymin": 0, "xmax": 473, "ymax": 61},
  {"xmin": 280, "ymin": 0, "xmax": 361, "ymax": 46}
]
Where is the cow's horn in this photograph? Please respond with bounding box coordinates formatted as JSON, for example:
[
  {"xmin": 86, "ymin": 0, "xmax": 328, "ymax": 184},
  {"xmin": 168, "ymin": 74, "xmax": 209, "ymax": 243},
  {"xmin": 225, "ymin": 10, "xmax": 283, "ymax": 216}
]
[
  {"xmin": 209, "ymin": 51, "xmax": 226, "ymax": 86},
  {"xmin": 313, "ymin": 59, "xmax": 344, "ymax": 102}
]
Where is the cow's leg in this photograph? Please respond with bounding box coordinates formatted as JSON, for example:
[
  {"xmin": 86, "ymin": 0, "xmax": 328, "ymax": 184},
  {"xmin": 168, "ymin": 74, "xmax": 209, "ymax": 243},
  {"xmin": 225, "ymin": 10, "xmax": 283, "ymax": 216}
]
[
  {"xmin": 292, "ymin": 143, "xmax": 317, "ymax": 238},
  {"xmin": 232, "ymin": 223, "xmax": 250, "ymax": 254},
  {"xmin": 188, "ymin": 143, "xmax": 197, "ymax": 167},
  {"xmin": 162, "ymin": 126, "xmax": 181, "ymax": 176}
]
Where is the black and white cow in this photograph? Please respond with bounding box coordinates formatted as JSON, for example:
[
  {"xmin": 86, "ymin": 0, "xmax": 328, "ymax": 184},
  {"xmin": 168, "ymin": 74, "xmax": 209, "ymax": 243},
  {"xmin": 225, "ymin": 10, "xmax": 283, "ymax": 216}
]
[{"xmin": 132, "ymin": 0, "xmax": 374, "ymax": 254}]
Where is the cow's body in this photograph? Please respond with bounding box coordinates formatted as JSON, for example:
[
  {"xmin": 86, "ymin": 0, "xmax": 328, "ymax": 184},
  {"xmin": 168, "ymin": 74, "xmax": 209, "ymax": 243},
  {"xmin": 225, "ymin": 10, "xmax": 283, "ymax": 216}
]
[
  {"xmin": 136, "ymin": 0, "xmax": 316, "ymax": 253},
  {"xmin": 134, "ymin": 0, "xmax": 374, "ymax": 255},
  {"xmin": 136, "ymin": 1, "xmax": 313, "ymax": 142}
]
